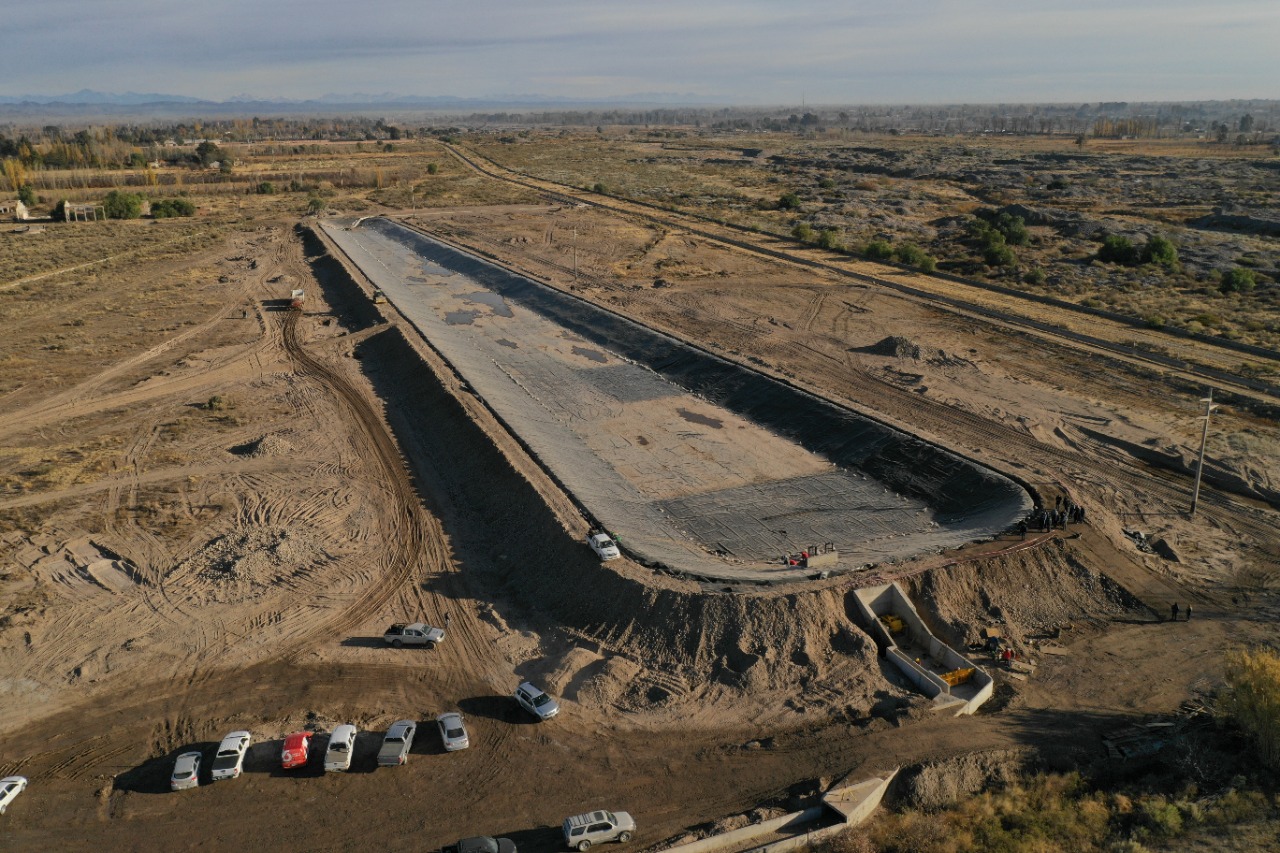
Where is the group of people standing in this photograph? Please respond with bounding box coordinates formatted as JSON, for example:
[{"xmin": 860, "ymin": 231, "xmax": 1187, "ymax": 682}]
[{"xmin": 1017, "ymin": 496, "xmax": 1086, "ymax": 538}]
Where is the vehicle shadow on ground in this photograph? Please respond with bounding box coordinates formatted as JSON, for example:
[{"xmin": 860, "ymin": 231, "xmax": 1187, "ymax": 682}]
[
  {"xmin": 497, "ymin": 827, "xmax": 562, "ymax": 851},
  {"xmin": 459, "ymin": 695, "xmax": 528, "ymax": 725},
  {"xmin": 340, "ymin": 637, "xmax": 390, "ymax": 648},
  {"xmin": 114, "ymin": 743, "xmax": 215, "ymax": 794}
]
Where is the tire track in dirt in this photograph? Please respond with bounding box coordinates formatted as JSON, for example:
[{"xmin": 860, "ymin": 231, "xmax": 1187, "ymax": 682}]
[{"xmin": 275, "ymin": 310, "xmax": 445, "ymax": 654}]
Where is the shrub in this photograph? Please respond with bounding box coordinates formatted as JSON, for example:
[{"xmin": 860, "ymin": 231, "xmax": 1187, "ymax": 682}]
[
  {"xmin": 427, "ymin": 162, "xmax": 439, "ymax": 175},
  {"xmin": 864, "ymin": 240, "xmax": 894, "ymax": 261},
  {"xmin": 894, "ymin": 243, "xmax": 926, "ymax": 265},
  {"xmin": 1025, "ymin": 267, "xmax": 1047, "ymax": 285},
  {"xmin": 791, "ymin": 222, "xmax": 814, "ymax": 243},
  {"xmin": 255, "ymin": 181, "xmax": 277, "ymax": 195},
  {"xmin": 151, "ymin": 198, "xmax": 195, "ymax": 218},
  {"xmin": 1220, "ymin": 267, "xmax": 1257, "ymax": 294},
  {"xmin": 17, "ymin": 184, "xmax": 35, "ymax": 206},
  {"xmin": 103, "ymin": 189, "xmax": 144, "ymax": 220},
  {"xmin": 1099, "ymin": 233, "xmax": 1138, "ymax": 264},
  {"xmin": 816, "ymin": 229, "xmax": 843, "ymax": 251},
  {"xmin": 1142, "ymin": 234, "xmax": 1180, "ymax": 270},
  {"xmin": 777, "ymin": 191, "xmax": 802, "ymax": 211}
]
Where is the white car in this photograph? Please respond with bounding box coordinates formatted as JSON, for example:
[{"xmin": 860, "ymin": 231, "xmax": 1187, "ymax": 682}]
[
  {"xmin": 437, "ymin": 712, "xmax": 470, "ymax": 752},
  {"xmin": 324, "ymin": 724, "xmax": 358, "ymax": 772},
  {"xmin": 515, "ymin": 681, "xmax": 560, "ymax": 721},
  {"xmin": 170, "ymin": 751, "xmax": 201, "ymax": 791},
  {"xmin": 0, "ymin": 776, "xmax": 27, "ymax": 815},
  {"xmin": 209, "ymin": 731, "xmax": 252, "ymax": 781},
  {"xmin": 588, "ymin": 532, "xmax": 620, "ymax": 561},
  {"xmin": 563, "ymin": 810, "xmax": 636, "ymax": 851}
]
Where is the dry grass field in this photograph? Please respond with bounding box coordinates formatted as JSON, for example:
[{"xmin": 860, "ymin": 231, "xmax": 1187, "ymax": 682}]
[{"xmin": 1, "ymin": 125, "xmax": 1278, "ymax": 851}]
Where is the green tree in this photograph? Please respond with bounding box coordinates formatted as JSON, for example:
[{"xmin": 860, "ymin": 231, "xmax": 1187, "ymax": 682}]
[
  {"xmin": 17, "ymin": 184, "xmax": 36, "ymax": 206},
  {"xmin": 426, "ymin": 162, "xmax": 439, "ymax": 175},
  {"xmin": 1221, "ymin": 647, "xmax": 1280, "ymax": 770},
  {"xmin": 1141, "ymin": 235, "xmax": 1180, "ymax": 270},
  {"xmin": 102, "ymin": 189, "xmax": 143, "ymax": 219},
  {"xmin": 255, "ymin": 181, "xmax": 276, "ymax": 195},
  {"xmin": 994, "ymin": 212, "xmax": 1029, "ymax": 246},
  {"xmin": 777, "ymin": 191, "xmax": 802, "ymax": 211},
  {"xmin": 1220, "ymin": 267, "xmax": 1257, "ymax": 294},
  {"xmin": 195, "ymin": 141, "xmax": 223, "ymax": 166},
  {"xmin": 985, "ymin": 244, "xmax": 1017, "ymax": 267},
  {"xmin": 863, "ymin": 240, "xmax": 894, "ymax": 261}
]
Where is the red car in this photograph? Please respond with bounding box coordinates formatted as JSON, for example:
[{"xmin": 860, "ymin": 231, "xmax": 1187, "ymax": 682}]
[{"xmin": 281, "ymin": 732, "xmax": 313, "ymax": 770}]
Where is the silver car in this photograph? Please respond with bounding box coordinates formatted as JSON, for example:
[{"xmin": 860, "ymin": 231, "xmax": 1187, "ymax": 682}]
[
  {"xmin": 170, "ymin": 751, "xmax": 201, "ymax": 791},
  {"xmin": 514, "ymin": 681, "xmax": 560, "ymax": 721},
  {"xmin": 0, "ymin": 776, "xmax": 27, "ymax": 815},
  {"xmin": 563, "ymin": 810, "xmax": 635, "ymax": 851},
  {"xmin": 377, "ymin": 720, "xmax": 416, "ymax": 766},
  {"xmin": 324, "ymin": 724, "xmax": 358, "ymax": 772},
  {"xmin": 436, "ymin": 712, "xmax": 469, "ymax": 752}
]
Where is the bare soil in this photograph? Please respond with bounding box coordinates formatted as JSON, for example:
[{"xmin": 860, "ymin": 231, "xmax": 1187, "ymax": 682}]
[{"xmin": 0, "ymin": 172, "xmax": 1277, "ymax": 852}]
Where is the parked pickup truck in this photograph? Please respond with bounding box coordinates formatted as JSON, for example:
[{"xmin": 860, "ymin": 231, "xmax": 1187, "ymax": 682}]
[
  {"xmin": 384, "ymin": 623, "xmax": 445, "ymax": 648},
  {"xmin": 442, "ymin": 837, "xmax": 516, "ymax": 853}
]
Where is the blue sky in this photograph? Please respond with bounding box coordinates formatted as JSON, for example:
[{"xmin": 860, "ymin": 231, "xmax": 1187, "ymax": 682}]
[{"xmin": 5, "ymin": 0, "xmax": 1277, "ymax": 103}]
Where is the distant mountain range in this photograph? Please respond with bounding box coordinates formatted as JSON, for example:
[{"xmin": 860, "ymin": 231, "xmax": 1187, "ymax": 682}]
[{"xmin": 0, "ymin": 89, "xmax": 711, "ymax": 113}]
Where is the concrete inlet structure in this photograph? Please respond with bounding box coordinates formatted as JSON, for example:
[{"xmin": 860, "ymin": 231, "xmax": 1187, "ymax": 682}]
[
  {"xmin": 852, "ymin": 582, "xmax": 993, "ymax": 715},
  {"xmin": 320, "ymin": 217, "xmax": 1033, "ymax": 583}
]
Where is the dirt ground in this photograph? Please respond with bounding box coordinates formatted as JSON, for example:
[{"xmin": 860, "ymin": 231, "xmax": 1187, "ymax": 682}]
[{"xmin": 0, "ymin": 179, "xmax": 1277, "ymax": 851}]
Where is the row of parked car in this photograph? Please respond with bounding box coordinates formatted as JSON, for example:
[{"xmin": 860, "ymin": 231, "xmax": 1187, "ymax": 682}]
[{"xmin": 170, "ymin": 681, "xmax": 559, "ymax": 790}]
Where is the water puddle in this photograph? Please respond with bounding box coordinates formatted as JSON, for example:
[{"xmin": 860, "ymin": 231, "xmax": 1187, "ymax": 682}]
[
  {"xmin": 464, "ymin": 291, "xmax": 514, "ymax": 318},
  {"xmin": 445, "ymin": 310, "xmax": 480, "ymax": 325},
  {"xmin": 572, "ymin": 346, "xmax": 608, "ymax": 364},
  {"xmin": 677, "ymin": 408, "xmax": 724, "ymax": 429}
]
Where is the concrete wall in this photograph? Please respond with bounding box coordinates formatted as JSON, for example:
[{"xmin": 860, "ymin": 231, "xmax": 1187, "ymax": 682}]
[
  {"xmin": 851, "ymin": 582, "xmax": 991, "ymax": 715},
  {"xmin": 664, "ymin": 807, "xmax": 828, "ymax": 853},
  {"xmin": 663, "ymin": 771, "xmax": 898, "ymax": 853}
]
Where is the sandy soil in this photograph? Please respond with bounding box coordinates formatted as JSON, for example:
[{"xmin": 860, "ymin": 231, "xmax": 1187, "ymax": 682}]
[{"xmin": 0, "ymin": 186, "xmax": 1276, "ymax": 852}]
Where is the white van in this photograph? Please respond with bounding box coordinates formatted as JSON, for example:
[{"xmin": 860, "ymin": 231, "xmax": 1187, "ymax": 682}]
[{"xmin": 324, "ymin": 724, "xmax": 358, "ymax": 772}]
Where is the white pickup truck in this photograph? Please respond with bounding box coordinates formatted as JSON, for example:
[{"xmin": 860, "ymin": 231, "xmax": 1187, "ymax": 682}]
[{"xmin": 384, "ymin": 623, "xmax": 445, "ymax": 648}]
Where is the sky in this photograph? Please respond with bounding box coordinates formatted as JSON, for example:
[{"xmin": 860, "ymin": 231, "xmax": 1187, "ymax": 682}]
[{"xmin": 4, "ymin": 0, "xmax": 1278, "ymax": 105}]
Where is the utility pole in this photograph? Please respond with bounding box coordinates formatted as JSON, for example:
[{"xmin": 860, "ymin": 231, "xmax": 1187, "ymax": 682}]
[
  {"xmin": 1189, "ymin": 388, "xmax": 1217, "ymax": 516},
  {"xmin": 572, "ymin": 225, "xmax": 578, "ymax": 284}
]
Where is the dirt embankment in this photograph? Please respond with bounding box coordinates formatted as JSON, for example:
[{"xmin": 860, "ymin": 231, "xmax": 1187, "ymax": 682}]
[{"xmin": 906, "ymin": 541, "xmax": 1147, "ymax": 655}]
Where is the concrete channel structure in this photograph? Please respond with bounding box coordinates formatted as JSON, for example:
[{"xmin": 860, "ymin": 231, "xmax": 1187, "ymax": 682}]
[
  {"xmin": 320, "ymin": 217, "xmax": 1033, "ymax": 584},
  {"xmin": 664, "ymin": 770, "xmax": 898, "ymax": 853},
  {"xmin": 851, "ymin": 583, "xmax": 993, "ymax": 715}
]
